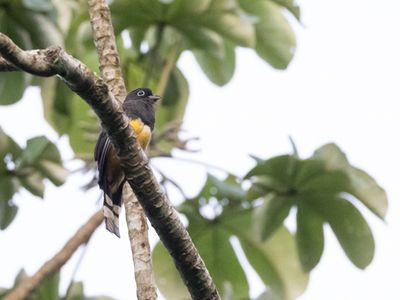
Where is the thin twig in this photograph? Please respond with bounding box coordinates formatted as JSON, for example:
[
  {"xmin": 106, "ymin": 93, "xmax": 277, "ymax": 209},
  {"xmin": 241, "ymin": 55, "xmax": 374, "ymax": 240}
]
[{"xmin": 4, "ymin": 210, "xmax": 103, "ymax": 300}]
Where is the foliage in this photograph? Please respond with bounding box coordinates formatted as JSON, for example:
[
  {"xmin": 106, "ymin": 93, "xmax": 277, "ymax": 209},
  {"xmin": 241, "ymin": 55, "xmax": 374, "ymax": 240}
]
[
  {"xmin": 0, "ymin": 1, "xmax": 389, "ymax": 299},
  {"xmin": 0, "ymin": 127, "xmax": 67, "ymax": 229},
  {"xmin": 0, "ymin": 0, "xmax": 300, "ymax": 158},
  {"xmin": 153, "ymin": 174, "xmax": 308, "ymax": 300},
  {"xmin": 245, "ymin": 143, "xmax": 387, "ymax": 271},
  {"xmin": 153, "ymin": 143, "xmax": 387, "ymax": 299}
]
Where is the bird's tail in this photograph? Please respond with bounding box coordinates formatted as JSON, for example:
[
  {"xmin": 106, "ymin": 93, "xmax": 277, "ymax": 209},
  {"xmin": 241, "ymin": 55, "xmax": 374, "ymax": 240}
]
[{"xmin": 103, "ymin": 181, "xmax": 125, "ymax": 238}]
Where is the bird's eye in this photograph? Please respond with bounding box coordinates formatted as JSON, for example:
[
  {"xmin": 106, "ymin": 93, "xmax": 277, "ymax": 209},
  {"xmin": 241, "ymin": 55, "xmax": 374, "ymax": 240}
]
[{"xmin": 137, "ymin": 90, "xmax": 145, "ymax": 96}]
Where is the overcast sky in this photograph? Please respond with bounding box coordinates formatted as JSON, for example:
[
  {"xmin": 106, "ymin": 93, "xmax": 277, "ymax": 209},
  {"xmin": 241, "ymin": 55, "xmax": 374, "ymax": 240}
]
[{"xmin": 1, "ymin": 0, "xmax": 400, "ymax": 299}]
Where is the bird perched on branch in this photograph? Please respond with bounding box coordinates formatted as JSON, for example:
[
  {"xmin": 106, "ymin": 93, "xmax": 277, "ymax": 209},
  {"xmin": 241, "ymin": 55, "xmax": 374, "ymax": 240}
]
[{"xmin": 94, "ymin": 88, "xmax": 160, "ymax": 237}]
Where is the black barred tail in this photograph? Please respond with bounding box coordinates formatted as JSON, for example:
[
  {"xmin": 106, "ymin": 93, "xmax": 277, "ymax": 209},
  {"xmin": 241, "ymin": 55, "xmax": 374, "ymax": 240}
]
[{"xmin": 103, "ymin": 194, "xmax": 121, "ymax": 238}]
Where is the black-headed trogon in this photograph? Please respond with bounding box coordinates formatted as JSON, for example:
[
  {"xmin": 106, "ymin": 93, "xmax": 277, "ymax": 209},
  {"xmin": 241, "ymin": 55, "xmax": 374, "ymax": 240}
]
[{"xmin": 94, "ymin": 88, "xmax": 160, "ymax": 237}]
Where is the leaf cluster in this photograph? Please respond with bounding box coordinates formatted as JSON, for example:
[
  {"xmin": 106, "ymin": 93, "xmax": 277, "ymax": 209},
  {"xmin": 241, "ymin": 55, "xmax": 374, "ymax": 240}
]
[
  {"xmin": 0, "ymin": 127, "xmax": 67, "ymax": 229},
  {"xmin": 152, "ymin": 143, "xmax": 387, "ymax": 299}
]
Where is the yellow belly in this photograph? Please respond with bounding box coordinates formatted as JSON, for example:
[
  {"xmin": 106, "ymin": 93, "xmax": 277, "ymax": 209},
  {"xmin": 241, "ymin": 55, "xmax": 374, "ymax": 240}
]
[{"xmin": 130, "ymin": 118, "xmax": 151, "ymax": 150}]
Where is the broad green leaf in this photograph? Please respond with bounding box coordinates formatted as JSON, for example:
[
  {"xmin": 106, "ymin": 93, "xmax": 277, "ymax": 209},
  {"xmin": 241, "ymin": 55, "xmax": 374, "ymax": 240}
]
[
  {"xmin": 307, "ymin": 196, "xmax": 375, "ymax": 269},
  {"xmin": 64, "ymin": 281, "xmax": 84, "ymax": 300},
  {"xmin": 240, "ymin": 0, "xmax": 296, "ymax": 69},
  {"xmin": 299, "ymin": 171, "xmax": 350, "ymax": 194},
  {"xmin": 37, "ymin": 160, "xmax": 68, "ymax": 186},
  {"xmin": 348, "ymin": 167, "xmax": 388, "ymax": 219},
  {"xmin": 22, "ymin": 0, "xmax": 53, "ymax": 12},
  {"xmin": 178, "ymin": 26, "xmax": 225, "ymax": 58},
  {"xmin": 0, "ymin": 175, "xmax": 17, "ymax": 202},
  {"xmin": 270, "ymin": 0, "xmax": 301, "ymax": 21},
  {"xmin": 201, "ymin": 13, "xmax": 255, "ymax": 47},
  {"xmin": 156, "ymin": 67, "xmax": 189, "ymax": 129},
  {"xmin": 245, "ymin": 155, "xmax": 295, "ymax": 188},
  {"xmin": 0, "ymin": 14, "xmax": 32, "ymax": 105},
  {"xmin": 165, "ymin": 0, "xmax": 211, "ymax": 20},
  {"xmin": 0, "ymin": 190, "xmax": 18, "ymax": 229},
  {"xmin": 197, "ymin": 174, "xmax": 246, "ymax": 204},
  {"xmin": 111, "ymin": 0, "xmax": 163, "ymax": 30},
  {"xmin": 20, "ymin": 137, "xmax": 54, "ymax": 165},
  {"xmin": 194, "ymin": 40, "xmax": 235, "ymax": 86},
  {"xmin": 19, "ymin": 170, "xmax": 45, "ymax": 198},
  {"xmin": 224, "ymin": 211, "xmax": 308, "ymax": 300},
  {"xmin": 313, "ymin": 143, "xmax": 350, "ymax": 171},
  {"xmin": 292, "ymin": 159, "xmax": 325, "ymax": 187},
  {"xmin": 65, "ymin": 94, "xmax": 98, "ymax": 158},
  {"xmin": 152, "ymin": 242, "xmax": 190, "ymax": 300},
  {"xmin": 253, "ymin": 195, "xmax": 292, "ymax": 240},
  {"xmin": 193, "ymin": 224, "xmax": 249, "ymax": 298},
  {"xmin": 41, "ymin": 77, "xmax": 73, "ymax": 134},
  {"xmin": 11, "ymin": 10, "xmax": 63, "ymax": 48},
  {"xmin": 208, "ymin": 0, "xmax": 237, "ymax": 11},
  {"xmin": 313, "ymin": 143, "xmax": 388, "ymax": 219},
  {"xmin": 296, "ymin": 203, "xmax": 324, "ymax": 271},
  {"xmin": 27, "ymin": 272, "xmax": 60, "ymax": 300}
]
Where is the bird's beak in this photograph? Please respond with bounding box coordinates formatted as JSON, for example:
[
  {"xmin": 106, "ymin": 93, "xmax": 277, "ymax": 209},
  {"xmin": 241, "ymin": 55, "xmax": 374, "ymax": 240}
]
[{"xmin": 149, "ymin": 95, "xmax": 161, "ymax": 102}]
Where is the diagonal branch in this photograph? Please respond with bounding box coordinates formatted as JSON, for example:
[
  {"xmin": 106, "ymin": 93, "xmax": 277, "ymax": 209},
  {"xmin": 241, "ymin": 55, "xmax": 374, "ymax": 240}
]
[
  {"xmin": 0, "ymin": 32, "xmax": 220, "ymax": 300},
  {"xmin": 4, "ymin": 210, "xmax": 103, "ymax": 300},
  {"xmin": 86, "ymin": 0, "xmax": 156, "ymax": 299}
]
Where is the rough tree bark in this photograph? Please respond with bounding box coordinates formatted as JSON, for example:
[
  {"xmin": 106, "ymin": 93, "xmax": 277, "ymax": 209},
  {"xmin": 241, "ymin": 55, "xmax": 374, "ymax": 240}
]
[
  {"xmin": 4, "ymin": 210, "xmax": 103, "ymax": 300},
  {"xmin": 0, "ymin": 32, "xmax": 220, "ymax": 300},
  {"xmin": 86, "ymin": 0, "xmax": 157, "ymax": 298}
]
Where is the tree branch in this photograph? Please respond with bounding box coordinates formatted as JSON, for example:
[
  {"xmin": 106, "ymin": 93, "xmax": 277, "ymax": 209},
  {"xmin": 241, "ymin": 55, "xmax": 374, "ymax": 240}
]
[
  {"xmin": 0, "ymin": 32, "xmax": 219, "ymax": 300},
  {"xmin": 4, "ymin": 210, "xmax": 103, "ymax": 300},
  {"xmin": 86, "ymin": 0, "xmax": 157, "ymax": 298}
]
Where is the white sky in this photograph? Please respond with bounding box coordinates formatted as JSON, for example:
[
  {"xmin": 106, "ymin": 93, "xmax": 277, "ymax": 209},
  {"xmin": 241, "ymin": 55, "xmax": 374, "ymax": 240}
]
[{"xmin": 1, "ymin": 0, "xmax": 400, "ymax": 299}]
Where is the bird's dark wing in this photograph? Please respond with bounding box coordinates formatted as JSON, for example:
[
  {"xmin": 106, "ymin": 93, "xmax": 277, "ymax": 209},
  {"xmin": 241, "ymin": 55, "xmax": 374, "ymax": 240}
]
[{"xmin": 94, "ymin": 129, "xmax": 112, "ymax": 191}]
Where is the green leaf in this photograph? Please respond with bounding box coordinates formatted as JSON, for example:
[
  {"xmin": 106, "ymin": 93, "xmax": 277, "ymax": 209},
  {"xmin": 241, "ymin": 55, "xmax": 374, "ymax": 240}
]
[
  {"xmin": 299, "ymin": 171, "xmax": 351, "ymax": 194},
  {"xmin": 240, "ymin": 0, "xmax": 296, "ymax": 69},
  {"xmin": 225, "ymin": 211, "xmax": 308, "ymax": 300},
  {"xmin": 313, "ymin": 143, "xmax": 350, "ymax": 171},
  {"xmin": 307, "ymin": 196, "xmax": 375, "ymax": 269},
  {"xmin": 292, "ymin": 159, "xmax": 325, "ymax": 187},
  {"xmin": 27, "ymin": 271, "xmax": 60, "ymax": 300},
  {"xmin": 270, "ymin": 0, "xmax": 301, "ymax": 21},
  {"xmin": 178, "ymin": 26, "xmax": 225, "ymax": 58},
  {"xmin": 0, "ymin": 194, "xmax": 18, "ymax": 230},
  {"xmin": 41, "ymin": 77, "xmax": 73, "ymax": 134},
  {"xmin": 10, "ymin": 10, "xmax": 63, "ymax": 48},
  {"xmin": 68, "ymin": 94, "xmax": 100, "ymax": 158},
  {"xmin": 0, "ymin": 14, "xmax": 32, "ymax": 105},
  {"xmin": 313, "ymin": 143, "xmax": 388, "ymax": 219},
  {"xmin": 201, "ymin": 13, "xmax": 255, "ymax": 47},
  {"xmin": 21, "ymin": 137, "xmax": 52, "ymax": 165},
  {"xmin": 253, "ymin": 195, "xmax": 292, "ymax": 240},
  {"xmin": 199, "ymin": 174, "xmax": 246, "ymax": 203},
  {"xmin": 64, "ymin": 281, "xmax": 84, "ymax": 300},
  {"xmin": 194, "ymin": 40, "xmax": 235, "ymax": 86},
  {"xmin": 245, "ymin": 155, "xmax": 295, "ymax": 188},
  {"xmin": 347, "ymin": 167, "xmax": 388, "ymax": 220},
  {"xmin": 19, "ymin": 170, "xmax": 45, "ymax": 198},
  {"xmin": 193, "ymin": 224, "xmax": 250, "ymax": 298},
  {"xmin": 156, "ymin": 67, "xmax": 189, "ymax": 129},
  {"xmin": 152, "ymin": 242, "xmax": 190, "ymax": 300},
  {"xmin": 165, "ymin": 0, "xmax": 212, "ymax": 20},
  {"xmin": 22, "ymin": 0, "xmax": 53, "ymax": 12},
  {"xmin": 0, "ymin": 175, "xmax": 18, "ymax": 202},
  {"xmin": 36, "ymin": 160, "xmax": 68, "ymax": 186},
  {"xmin": 296, "ymin": 203, "xmax": 324, "ymax": 271}
]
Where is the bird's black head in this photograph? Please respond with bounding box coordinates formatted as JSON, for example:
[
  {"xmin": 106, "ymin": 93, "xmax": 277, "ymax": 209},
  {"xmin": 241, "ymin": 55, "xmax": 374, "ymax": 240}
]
[{"xmin": 128, "ymin": 88, "xmax": 160, "ymax": 102}]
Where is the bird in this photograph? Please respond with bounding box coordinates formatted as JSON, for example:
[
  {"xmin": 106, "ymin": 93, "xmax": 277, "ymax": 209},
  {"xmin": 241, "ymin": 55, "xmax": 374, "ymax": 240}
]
[{"xmin": 94, "ymin": 88, "xmax": 160, "ymax": 237}]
